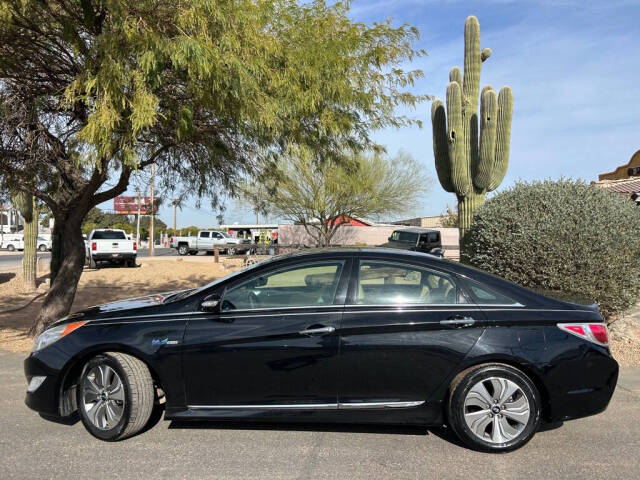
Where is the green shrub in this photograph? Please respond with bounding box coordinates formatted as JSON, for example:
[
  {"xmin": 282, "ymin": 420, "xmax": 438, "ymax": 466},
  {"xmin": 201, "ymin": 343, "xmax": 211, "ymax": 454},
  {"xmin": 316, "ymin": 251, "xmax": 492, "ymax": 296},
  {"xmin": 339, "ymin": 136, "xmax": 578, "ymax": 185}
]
[{"xmin": 463, "ymin": 179, "xmax": 640, "ymax": 318}]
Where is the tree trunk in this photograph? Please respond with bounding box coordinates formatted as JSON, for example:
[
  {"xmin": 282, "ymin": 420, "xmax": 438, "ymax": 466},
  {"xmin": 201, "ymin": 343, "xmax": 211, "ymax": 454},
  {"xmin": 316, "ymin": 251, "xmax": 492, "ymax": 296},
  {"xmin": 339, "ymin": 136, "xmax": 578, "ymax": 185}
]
[
  {"xmin": 458, "ymin": 190, "xmax": 485, "ymax": 258},
  {"xmin": 49, "ymin": 220, "xmax": 64, "ymax": 283},
  {"xmin": 29, "ymin": 213, "xmax": 86, "ymax": 335},
  {"xmin": 22, "ymin": 196, "xmax": 37, "ymax": 291}
]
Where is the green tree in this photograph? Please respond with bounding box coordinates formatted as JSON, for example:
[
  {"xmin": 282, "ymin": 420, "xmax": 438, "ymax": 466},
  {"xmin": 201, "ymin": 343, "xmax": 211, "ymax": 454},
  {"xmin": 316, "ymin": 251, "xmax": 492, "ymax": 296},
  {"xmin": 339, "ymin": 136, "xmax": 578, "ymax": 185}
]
[
  {"xmin": 241, "ymin": 150, "xmax": 430, "ymax": 246},
  {"xmin": 464, "ymin": 180, "xmax": 640, "ymax": 319},
  {"xmin": 0, "ymin": 0, "xmax": 427, "ymax": 333}
]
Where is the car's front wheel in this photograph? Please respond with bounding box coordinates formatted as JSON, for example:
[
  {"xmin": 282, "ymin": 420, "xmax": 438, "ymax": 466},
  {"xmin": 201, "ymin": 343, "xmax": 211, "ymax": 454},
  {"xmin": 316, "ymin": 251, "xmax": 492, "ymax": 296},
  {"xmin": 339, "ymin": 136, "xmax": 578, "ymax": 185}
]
[
  {"xmin": 447, "ymin": 363, "xmax": 541, "ymax": 452},
  {"xmin": 38, "ymin": 244, "xmax": 47, "ymax": 252},
  {"xmin": 77, "ymin": 352, "xmax": 155, "ymax": 441}
]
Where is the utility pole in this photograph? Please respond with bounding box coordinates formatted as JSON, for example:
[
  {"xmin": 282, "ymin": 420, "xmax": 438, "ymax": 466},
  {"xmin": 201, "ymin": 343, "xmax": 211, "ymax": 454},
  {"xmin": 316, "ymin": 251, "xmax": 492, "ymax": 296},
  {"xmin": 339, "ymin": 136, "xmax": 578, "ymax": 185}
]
[
  {"xmin": 173, "ymin": 199, "xmax": 177, "ymax": 233},
  {"xmin": 135, "ymin": 189, "xmax": 141, "ymax": 248},
  {"xmin": 149, "ymin": 164, "xmax": 155, "ymax": 256}
]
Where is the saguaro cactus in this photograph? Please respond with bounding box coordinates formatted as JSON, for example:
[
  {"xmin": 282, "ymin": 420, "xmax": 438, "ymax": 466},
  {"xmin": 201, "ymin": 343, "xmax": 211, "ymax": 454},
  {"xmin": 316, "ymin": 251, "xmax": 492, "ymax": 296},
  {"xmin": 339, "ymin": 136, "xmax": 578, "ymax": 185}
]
[
  {"xmin": 11, "ymin": 191, "xmax": 37, "ymax": 291},
  {"xmin": 431, "ymin": 16, "xmax": 513, "ymax": 244}
]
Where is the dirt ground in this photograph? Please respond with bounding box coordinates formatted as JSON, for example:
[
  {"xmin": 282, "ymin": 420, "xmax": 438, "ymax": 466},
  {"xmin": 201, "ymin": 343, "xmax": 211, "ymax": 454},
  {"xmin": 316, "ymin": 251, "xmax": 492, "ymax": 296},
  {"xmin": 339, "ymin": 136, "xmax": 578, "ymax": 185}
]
[
  {"xmin": 1, "ymin": 257, "xmax": 639, "ymax": 366},
  {"xmin": 0, "ymin": 257, "xmax": 245, "ymax": 353}
]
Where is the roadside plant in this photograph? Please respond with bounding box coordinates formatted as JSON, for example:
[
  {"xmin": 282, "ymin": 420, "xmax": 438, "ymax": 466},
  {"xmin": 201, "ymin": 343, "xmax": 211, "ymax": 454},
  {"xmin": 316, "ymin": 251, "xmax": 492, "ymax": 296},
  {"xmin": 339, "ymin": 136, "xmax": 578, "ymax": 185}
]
[
  {"xmin": 431, "ymin": 15, "xmax": 513, "ymax": 244},
  {"xmin": 464, "ymin": 179, "xmax": 640, "ymax": 319},
  {"xmin": 10, "ymin": 191, "xmax": 37, "ymax": 291},
  {"xmin": 240, "ymin": 150, "xmax": 430, "ymax": 246},
  {"xmin": 0, "ymin": 0, "xmax": 427, "ymax": 333}
]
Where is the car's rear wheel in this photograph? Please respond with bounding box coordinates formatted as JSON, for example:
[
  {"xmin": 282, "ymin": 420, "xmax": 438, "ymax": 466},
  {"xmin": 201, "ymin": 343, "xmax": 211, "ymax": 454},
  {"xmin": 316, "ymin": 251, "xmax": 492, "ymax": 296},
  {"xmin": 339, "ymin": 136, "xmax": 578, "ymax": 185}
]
[
  {"xmin": 38, "ymin": 244, "xmax": 47, "ymax": 252},
  {"xmin": 177, "ymin": 245, "xmax": 188, "ymax": 256},
  {"xmin": 77, "ymin": 352, "xmax": 155, "ymax": 441},
  {"xmin": 7, "ymin": 244, "xmax": 15, "ymax": 252},
  {"xmin": 447, "ymin": 363, "xmax": 541, "ymax": 452}
]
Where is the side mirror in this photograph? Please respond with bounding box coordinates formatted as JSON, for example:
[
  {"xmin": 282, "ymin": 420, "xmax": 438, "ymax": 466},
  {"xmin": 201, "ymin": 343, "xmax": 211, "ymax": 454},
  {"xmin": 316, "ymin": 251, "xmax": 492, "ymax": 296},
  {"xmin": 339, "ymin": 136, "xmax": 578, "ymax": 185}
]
[
  {"xmin": 388, "ymin": 236, "xmax": 393, "ymax": 242},
  {"xmin": 201, "ymin": 293, "xmax": 221, "ymax": 312}
]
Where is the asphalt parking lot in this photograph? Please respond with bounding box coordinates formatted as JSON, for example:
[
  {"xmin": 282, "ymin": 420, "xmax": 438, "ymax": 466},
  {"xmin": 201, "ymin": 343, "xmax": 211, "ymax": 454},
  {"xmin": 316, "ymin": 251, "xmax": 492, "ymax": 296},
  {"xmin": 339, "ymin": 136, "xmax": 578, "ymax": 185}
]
[{"xmin": 0, "ymin": 351, "xmax": 638, "ymax": 480}]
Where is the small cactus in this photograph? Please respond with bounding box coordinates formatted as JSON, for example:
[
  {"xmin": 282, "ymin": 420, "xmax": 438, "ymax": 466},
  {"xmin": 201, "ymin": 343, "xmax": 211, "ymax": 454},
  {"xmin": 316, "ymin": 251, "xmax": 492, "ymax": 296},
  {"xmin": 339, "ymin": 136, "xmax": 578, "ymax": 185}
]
[
  {"xmin": 11, "ymin": 191, "xmax": 37, "ymax": 291},
  {"xmin": 431, "ymin": 16, "xmax": 513, "ymax": 244}
]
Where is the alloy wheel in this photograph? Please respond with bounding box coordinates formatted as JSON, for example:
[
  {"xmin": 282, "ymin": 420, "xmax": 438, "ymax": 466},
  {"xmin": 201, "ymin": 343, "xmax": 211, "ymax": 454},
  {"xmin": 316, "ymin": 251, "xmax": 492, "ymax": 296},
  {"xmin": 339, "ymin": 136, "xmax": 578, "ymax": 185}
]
[
  {"xmin": 463, "ymin": 376, "xmax": 530, "ymax": 444},
  {"xmin": 81, "ymin": 364, "xmax": 125, "ymax": 430}
]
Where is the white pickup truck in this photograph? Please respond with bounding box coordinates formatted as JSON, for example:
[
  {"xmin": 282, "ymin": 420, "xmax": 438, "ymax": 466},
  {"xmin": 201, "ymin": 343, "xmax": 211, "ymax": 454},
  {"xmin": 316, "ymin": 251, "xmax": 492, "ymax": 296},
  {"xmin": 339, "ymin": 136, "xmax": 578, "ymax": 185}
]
[
  {"xmin": 170, "ymin": 230, "xmax": 251, "ymax": 256},
  {"xmin": 1, "ymin": 234, "xmax": 51, "ymax": 252},
  {"xmin": 87, "ymin": 229, "xmax": 137, "ymax": 268}
]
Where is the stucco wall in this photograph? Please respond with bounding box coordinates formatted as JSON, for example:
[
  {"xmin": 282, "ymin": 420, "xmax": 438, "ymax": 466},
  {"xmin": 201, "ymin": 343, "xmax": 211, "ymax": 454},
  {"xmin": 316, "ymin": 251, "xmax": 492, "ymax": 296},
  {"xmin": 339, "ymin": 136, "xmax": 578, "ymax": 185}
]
[{"xmin": 277, "ymin": 225, "xmax": 460, "ymax": 258}]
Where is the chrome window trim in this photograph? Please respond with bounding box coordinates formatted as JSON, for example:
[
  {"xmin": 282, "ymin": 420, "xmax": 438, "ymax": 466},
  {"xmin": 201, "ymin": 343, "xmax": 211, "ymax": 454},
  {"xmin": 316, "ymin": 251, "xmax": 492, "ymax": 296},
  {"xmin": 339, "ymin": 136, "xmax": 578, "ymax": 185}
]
[{"xmin": 338, "ymin": 401, "xmax": 424, "ymax": 409}]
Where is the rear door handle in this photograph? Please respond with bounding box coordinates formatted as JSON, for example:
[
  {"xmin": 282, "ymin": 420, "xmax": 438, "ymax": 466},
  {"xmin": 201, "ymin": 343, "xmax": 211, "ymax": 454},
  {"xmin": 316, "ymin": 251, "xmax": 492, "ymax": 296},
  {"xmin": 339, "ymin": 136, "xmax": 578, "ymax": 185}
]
[
  {"xmin": 299, "ymin": 326, "xmax": 336, "ymax": 336},
  {"xmin": 440, "ymin": 316, "xmax": 476, "ymax": 327}
]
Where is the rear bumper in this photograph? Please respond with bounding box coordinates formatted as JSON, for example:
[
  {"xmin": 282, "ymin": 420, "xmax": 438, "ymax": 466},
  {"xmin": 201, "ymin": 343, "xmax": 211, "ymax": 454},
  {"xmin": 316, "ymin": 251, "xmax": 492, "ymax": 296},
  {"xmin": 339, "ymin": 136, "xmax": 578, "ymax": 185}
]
[
  {"xmin": 91, "ymin": 252, "xmax": 136, "ymax": 262},
  {"xmin": 545, "ymin": 350, "xmax": 619, "ymax": 422}
]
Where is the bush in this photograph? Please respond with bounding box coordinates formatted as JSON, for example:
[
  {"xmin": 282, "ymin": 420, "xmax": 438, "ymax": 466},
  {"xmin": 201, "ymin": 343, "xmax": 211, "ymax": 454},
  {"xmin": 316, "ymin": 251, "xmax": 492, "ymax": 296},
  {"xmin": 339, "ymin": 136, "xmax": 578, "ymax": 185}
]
[{"xmin": 463, "ymin": 179, "xmax": 640, "ymax": 318}]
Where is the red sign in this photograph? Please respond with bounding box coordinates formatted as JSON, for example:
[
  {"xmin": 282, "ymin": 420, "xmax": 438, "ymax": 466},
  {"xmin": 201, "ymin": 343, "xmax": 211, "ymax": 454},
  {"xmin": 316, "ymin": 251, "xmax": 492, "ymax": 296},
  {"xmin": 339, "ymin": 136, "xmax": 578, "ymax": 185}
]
[{"xmin": 114, "ymin": 196, "xmax": 158, "ymax": 215}]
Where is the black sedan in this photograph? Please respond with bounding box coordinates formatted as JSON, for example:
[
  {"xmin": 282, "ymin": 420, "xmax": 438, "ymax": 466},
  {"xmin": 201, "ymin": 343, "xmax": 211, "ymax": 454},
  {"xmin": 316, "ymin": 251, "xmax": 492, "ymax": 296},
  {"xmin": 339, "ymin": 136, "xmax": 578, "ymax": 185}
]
[{"xmin": 24, "ymin": 248, "xmax": 618, "ymax": 452}]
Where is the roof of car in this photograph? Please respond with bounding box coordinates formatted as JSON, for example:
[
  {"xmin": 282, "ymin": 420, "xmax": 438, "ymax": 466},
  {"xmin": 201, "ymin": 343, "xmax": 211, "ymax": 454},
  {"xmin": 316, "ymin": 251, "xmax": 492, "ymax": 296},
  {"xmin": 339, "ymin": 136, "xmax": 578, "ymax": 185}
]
[
  {"xmin": 392, "ymin": 227, "xmax": 440, "ymax": 234},
  {"xmin": 270, "ymin": 247, "xmax": 444, "ymax": 262}
]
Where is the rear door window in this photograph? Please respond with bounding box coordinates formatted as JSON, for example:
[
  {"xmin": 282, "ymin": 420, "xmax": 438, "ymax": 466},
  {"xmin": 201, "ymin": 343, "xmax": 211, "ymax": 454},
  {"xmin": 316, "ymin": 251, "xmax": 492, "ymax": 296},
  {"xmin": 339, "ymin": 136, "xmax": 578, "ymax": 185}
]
[
  {"xmin": 354, "ymin": 261, "xmax": 466, "ymax": 305},
  {"xmin": 199, "ymin": 231, "xmax": 210, "ymax": 238}
]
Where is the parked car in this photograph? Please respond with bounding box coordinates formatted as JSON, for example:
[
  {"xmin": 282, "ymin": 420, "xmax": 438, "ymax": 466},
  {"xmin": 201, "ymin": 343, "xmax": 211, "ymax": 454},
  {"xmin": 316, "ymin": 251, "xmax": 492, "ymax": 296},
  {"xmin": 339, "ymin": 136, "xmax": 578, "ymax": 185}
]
[
  {"xmin": 86, "ymin": 229, "xmax": 137, "ymax": 268},
  {"xmin": 2, "ymin": 234, "xmax": 23, "ymax": 251},
  {"xmin": 36, "ymin": 236, "xmax": 51, "ymax": 252},
  {"xmin": 24, "ymin": 248, "xmax": 618, "ymax": 451},
  {"xmin": 381, "ymin": 228, "xmax": 444, "ymax": 256},
  {"xmin": 2, "ymin": 234, "xmax": 50, "ymax": 251},
  {"xmin": 170, "ymin": 230, "xmax": 251, "ymax": 256}
]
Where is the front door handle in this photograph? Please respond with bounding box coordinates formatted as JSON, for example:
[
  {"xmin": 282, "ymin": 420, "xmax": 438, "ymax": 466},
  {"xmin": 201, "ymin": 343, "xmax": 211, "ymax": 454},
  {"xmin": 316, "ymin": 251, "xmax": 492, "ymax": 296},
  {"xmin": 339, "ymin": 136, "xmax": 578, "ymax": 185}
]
[
  {"xmin": 440, "ymin": 315, "xmax": 476, "ymax": 327},
  {"xmin": 299, "ymin": 326, "xmax": 336, "ymax": 336}
]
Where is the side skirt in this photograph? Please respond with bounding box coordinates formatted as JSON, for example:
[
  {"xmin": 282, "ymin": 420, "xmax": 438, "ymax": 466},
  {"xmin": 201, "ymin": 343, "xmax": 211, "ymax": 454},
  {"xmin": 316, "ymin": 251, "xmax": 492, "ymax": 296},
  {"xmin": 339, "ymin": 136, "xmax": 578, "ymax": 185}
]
[{"xmin": 165, "ymin": 400, "xmax": 441, "ymax": 426}]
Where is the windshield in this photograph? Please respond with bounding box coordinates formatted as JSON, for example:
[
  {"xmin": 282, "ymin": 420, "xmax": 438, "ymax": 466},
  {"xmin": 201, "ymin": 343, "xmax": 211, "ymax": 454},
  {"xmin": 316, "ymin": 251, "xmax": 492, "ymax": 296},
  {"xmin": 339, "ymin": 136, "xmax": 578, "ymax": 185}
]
[
  {"xmin": 390, "ymin": 231, "xmax": 419, "ymax": 244},
  {"xmin": 219, "ymin": 231, "xmax": 231, "ymax": 238},
  {"xmin": 92, "ymin": 231, "xmax": 126, "ymax": 240}
]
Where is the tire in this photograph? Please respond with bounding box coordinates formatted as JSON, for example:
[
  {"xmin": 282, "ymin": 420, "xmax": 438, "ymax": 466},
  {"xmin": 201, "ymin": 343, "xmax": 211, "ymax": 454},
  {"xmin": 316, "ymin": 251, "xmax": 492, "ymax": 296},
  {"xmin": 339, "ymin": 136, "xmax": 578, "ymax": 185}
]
[
  {"xmin": 227, "ymin": 247, "xmax": 236, "ymax": 256},
  {"xmin": 38, "ymin": 244, "xmax": 47, "ymax": 252},
  {"xmin": 447, "ymin": 363, "xmax": 541, "ymax": 452},
  {"xmin": 177, "ymin": 245, "xmax": 188, "ymax": 256},
  {"xmin": 77, "ymin": 352, "xmax": 155, "ymax": 441},
  {"xmin": 7, "ymin": 244, "xmax": 15, "ymax": 252}
]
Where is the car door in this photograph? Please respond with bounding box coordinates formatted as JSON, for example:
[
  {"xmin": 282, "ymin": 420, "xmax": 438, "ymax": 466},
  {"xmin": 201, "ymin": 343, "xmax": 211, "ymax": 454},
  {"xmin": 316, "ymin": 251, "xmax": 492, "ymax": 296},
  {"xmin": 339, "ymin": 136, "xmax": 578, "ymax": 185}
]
[
  {"xmin": 198, "ymin": 231, "xmax": 213, "ymax": 250},
  {"xmin": 337, "ymin": 258, "xmax": 486, "ymax": 407},
  {"xmin": 182, "ymin": 258, "xmax": 351, "ymax": 407}
]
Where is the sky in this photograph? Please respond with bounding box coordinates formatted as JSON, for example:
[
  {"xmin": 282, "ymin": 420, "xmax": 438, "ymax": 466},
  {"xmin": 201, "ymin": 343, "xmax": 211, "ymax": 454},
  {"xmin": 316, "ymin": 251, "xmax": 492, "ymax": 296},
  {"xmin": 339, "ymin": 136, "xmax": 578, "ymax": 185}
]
[{"xmin": 105, "ymin": 0, "xmax": 640, "ymax": 229}]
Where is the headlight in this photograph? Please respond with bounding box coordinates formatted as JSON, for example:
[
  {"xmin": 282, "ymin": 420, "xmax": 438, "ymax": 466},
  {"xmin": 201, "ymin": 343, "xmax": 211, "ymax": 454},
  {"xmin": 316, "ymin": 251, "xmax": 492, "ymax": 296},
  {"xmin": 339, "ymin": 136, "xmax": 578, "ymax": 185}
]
[{"xmin": 32, "ymin": 321, "xmax": 87, "ymax": 352}]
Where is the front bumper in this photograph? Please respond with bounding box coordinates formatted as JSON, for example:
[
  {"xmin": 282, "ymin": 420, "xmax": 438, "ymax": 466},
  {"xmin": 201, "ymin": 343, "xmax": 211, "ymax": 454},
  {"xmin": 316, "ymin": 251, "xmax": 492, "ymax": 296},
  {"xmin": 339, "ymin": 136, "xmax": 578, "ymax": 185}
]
[{"xmin": 24, "ymin": 353, "xmax": 61, "ymax": 417}]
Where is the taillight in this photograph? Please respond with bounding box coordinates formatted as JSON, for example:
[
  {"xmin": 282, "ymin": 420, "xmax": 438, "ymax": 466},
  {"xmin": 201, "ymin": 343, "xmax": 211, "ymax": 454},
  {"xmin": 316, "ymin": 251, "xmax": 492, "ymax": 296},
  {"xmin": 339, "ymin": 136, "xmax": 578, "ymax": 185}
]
[
  {"xmin": 170, "ymin": 237, "xmax": 173, "ymax": 243},
  {"xmin": 91, "ymin": 241, "xmax": 97, "ymax": 251},
  {"xmin": 133, "ymin": 241, "xmax": 137, "ymax": 251},
  {"xmin": 558, "ymin": 323, "xmax": 609, "ymax": 346}
]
